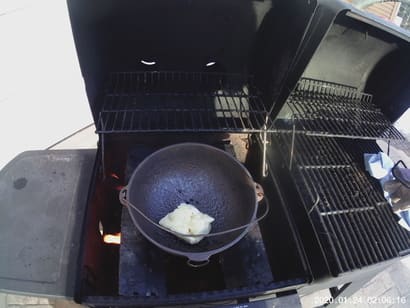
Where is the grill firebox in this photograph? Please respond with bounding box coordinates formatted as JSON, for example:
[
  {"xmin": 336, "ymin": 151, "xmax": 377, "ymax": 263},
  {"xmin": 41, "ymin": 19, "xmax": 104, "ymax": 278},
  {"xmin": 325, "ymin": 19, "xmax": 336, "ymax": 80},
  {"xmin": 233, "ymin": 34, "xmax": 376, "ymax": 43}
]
[
  {"xmin": 78, "ymin": 70, "xmax": 410, "ymax": 306},
  {"xmin": 77, "ymin": 135, "xmax": 309, "ymax": 306}
]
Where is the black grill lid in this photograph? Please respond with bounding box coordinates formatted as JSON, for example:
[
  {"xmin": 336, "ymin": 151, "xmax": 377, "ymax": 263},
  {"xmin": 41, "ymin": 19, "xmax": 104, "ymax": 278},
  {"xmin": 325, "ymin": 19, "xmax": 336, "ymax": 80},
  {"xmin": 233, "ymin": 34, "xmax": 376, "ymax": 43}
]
[
  {"xmin": 271, "ymin": 0, "xmax": 410, "ymax": 121},
  {"xmin": 67, "ymin": 0, "xmax": 271, "ymax": 120},
  {"xmin": 66, "ymin": 0, "xmax": 317, "ymax": 122}
]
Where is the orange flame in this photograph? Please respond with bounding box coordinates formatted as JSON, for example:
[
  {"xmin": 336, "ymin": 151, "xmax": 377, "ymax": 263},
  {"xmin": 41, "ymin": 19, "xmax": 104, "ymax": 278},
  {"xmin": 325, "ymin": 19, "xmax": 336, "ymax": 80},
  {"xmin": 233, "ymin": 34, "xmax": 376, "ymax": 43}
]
[
  {"xmin": 103, "ymin": 233, "xmax": 121, "ymax": 245},
  {"xmin": 110, "ymin": 173, "xmax": 120, "ymax": 180}
]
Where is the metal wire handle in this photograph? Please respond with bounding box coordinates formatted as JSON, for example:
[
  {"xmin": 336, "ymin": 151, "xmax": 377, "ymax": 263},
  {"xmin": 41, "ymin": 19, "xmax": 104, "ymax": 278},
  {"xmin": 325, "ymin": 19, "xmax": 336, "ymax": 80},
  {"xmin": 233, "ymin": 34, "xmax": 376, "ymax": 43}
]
[
  {"xmin": 119, "ymin": 184, "xmax": 269, "ymax": 238},
  {"xmin": 392, "ymin": 160, "xmax": 410, "ymax": 189},
  {"xmin": 186, "ymin": 259, "xmax": 210, "ymax": 268}
]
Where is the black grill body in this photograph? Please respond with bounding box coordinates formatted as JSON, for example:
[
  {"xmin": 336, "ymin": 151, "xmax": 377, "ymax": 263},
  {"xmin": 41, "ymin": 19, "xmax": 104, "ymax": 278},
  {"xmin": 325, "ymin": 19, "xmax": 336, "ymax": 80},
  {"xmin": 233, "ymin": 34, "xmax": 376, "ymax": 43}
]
[
  {"xmin": 65, "ymin": 0, "xmax": 410, "ymax": 306},
  {"xmin": 2, "ymin": 0, "xmax": 410, "ymax": 306}
]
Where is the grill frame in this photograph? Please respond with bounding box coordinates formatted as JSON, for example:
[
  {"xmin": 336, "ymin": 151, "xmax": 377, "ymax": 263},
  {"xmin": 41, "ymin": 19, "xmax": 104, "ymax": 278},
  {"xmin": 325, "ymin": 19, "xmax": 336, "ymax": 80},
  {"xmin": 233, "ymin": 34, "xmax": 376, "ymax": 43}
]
[
  {"xmin": 95, "ymin": 71, "xmax": 410, "ymax": 277},
  {"xmin": 76, "ymin": 139, "xmax": 311, "ymax": 306}
]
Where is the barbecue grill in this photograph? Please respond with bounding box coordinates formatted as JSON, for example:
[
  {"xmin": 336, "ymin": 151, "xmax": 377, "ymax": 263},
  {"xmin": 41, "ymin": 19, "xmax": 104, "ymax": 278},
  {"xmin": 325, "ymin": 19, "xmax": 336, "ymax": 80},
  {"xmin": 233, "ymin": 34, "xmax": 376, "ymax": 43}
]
[{"xmin": 1, "ymin": 0, "xmax": 410, "ymax": 307}]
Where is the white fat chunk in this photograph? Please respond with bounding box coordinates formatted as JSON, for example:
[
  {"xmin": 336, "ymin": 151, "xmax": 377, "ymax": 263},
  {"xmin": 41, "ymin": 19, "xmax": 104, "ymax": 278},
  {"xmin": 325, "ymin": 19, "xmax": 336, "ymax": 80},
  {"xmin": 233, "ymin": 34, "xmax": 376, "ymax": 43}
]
[{"xmin": 159, "ymin": 203, "xmax": 215, "ymax": 244}]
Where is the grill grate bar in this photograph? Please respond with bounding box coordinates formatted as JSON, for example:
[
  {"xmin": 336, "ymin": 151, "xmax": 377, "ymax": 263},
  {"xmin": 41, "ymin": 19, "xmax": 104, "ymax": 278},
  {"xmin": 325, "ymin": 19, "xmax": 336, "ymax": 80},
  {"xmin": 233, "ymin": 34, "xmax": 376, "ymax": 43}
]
[
  {"xmin": 295, "ymin": 138, "xmax": 371, "ymax": 269},
  {"xmin": 300, "ymin": 165, "xmax": 352, "ymax": 169},
  {"xmin": 283, "ymin": 78, "xmax": 404, "ymax": 140},
  {"xmin": 330, "ymin": 168, "xmax": 390, "ymax": 262},
  {"xmin": 318, "ymin": 141, "xmax": 397, "ymax": 261},
  {"xmin": 97, "ymin": 71, "xmax": 273, "ymax": 133},
  {"xmin": 333, "ymin": 139, "xmax": 410, "ymax": 252},
  {"xmin": 274, "ymin": 133, "xmax": 410, "ymax": 274},
  {"xmin": 323, "ymin": 139, "xmax": 395, "ymax": 261},
  {"xmin": 351, "ymin": 164, "xmax": 410, "ymax": 252},
  {"xmin": 295, "ymin": 167, "xmax": 345, "ymax": 273},
  {"xmin": 281, "ymin": 135, "xmax": 359, "ymax": 270},
  {"xmin": 299, "ymin": 138, "xmax": 384, "ymax": 265},
  {"xmin": 299, "ymin": 167, "xmax": 358, "ymax": 271},
  {"xmin": 379, "ymin": 205, "xmax": 410, "ymax": 251},
  {"xmin": 296, "ymin": 78, "xmax": 375, "ymax": 110},
  {"xmin": 319, "ymin": 207, "xmax": 375, "ymax": 216}
]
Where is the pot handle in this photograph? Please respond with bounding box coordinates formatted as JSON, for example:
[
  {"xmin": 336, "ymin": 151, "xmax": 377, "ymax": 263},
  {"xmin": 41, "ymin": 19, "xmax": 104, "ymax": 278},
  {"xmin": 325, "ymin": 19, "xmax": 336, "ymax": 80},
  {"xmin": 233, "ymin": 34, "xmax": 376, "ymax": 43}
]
[
  {"xmin": 119, "ymin": 184, "xmax": 269, "ymax": 239},
  {"xmin": 186, "ymin": 259, "xmax": 210, "ymax": 268},
  {"xmin": 255, "ymin": 182, "xmax": 264, "ymax": 202}
]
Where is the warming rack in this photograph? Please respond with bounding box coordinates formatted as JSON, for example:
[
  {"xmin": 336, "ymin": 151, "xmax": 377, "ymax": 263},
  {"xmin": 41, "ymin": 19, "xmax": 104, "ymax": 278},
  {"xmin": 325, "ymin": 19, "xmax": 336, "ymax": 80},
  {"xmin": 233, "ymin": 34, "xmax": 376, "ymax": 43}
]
[
  {"xmin": 96, "ymin": 71, "xmax": 273, "ymax": 134},
  {"xmin": 278, "ymin": 78, "xmax": 404, "ymax": 141},
  {"xmin": 96, "ymin": 71, "xmax": 273, "ymax": 177}
]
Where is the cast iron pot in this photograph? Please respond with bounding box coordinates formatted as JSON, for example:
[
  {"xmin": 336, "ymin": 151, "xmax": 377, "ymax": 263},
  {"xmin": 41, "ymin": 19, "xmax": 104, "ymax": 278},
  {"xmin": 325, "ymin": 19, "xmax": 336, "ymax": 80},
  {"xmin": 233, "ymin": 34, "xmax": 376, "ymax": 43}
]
[{"xmin": 119, "ymin": 143, "xmax": 266, "ymax": 266}]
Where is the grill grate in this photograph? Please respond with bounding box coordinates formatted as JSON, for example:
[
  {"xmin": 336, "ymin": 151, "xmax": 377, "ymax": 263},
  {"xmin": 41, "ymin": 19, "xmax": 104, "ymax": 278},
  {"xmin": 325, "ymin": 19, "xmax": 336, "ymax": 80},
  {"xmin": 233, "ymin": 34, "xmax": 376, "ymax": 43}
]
[
  {"xmin": 275, "ymin": 133, "xmax": 410, "ymax": 274},
  {"xmin": 96, "ymin": 71, "xmax": 273, "ymax": 133},
  {"xmin": 283, "ymin": 78, "xmax": 404, "ymax": 140}
]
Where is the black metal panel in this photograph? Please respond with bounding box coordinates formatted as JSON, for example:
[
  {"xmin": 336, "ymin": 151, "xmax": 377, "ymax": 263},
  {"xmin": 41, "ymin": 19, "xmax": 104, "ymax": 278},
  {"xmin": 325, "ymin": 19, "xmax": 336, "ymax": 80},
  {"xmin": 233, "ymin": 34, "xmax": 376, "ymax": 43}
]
[{"xmin": 365, "ymin": 48, "xmax": 410, "ymax": 122}]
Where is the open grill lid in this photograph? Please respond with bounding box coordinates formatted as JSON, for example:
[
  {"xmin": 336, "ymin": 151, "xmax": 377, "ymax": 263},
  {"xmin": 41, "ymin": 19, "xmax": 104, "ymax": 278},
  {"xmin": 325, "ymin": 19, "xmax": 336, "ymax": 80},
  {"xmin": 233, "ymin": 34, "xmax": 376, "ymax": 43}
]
[
  {"xmin": 66, "ymin": 0, "xmax": 316, "ymax": 123},
  {"xmin": 270, "ymin": 0, "xmax": 410, "ymax": 278},
  {"xmin": 67, "ymin": 0, "xmax": 410, "ymax": 127},
  {"xmin": 274, "ymin": 0, "xmax": 410, "ymax": 122}
]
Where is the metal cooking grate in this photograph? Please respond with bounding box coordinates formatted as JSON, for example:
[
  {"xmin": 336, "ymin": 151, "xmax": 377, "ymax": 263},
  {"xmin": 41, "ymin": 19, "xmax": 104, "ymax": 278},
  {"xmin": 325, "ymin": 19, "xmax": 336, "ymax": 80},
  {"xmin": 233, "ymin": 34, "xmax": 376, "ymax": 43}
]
[
  {"xmin": 96, "ymin": 71, "xmax": 273, "ymax": 133},
  {"xmin": 275, "ymin": 133, "xmax": 410, "ymax": 274},
  {"xmin": 283, "ymin": 78, "xmax": 404, "ymax": 140}
]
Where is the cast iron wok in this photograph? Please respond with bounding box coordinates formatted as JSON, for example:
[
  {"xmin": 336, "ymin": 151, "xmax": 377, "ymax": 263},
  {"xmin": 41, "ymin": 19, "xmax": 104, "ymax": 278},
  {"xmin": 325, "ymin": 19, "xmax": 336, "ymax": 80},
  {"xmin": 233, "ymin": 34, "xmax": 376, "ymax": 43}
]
[{"xmin": 120, "ymin": 143, "xmax": 265, "ymax": 266}]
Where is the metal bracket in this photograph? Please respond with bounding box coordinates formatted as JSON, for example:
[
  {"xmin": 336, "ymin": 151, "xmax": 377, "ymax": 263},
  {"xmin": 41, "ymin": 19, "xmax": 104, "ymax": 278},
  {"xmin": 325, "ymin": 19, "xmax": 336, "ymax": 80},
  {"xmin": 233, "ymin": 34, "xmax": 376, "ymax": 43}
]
[
  {"xmin": 289, "ymin": 117, "xmax": 296, "ymax": 170},
  {"xmin": 101, "ymin": 133, "xmax": 106, "ymax": 180},
  {"xmin": 261, "ymin": 125, "xmax": 269, "ymax": 178}
]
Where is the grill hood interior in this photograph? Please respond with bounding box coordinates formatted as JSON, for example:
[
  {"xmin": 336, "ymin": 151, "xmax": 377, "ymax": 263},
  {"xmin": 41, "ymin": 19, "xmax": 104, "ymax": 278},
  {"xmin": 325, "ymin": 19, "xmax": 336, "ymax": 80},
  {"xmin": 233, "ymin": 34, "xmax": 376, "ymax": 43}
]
[
  {"xmin": 274, "ymin": 1, "xmax": 410, "ymax": 122},
  {"xmin": 66, "ymin": 0, "xmax": 316, "ymax": 121},
  {"xmin": 67, "ymin": 0, "xmax": 410, "ymax": 124},
  {"xmin": 299, "ymin": 10, "xmax": 410, "ymax": 122}
]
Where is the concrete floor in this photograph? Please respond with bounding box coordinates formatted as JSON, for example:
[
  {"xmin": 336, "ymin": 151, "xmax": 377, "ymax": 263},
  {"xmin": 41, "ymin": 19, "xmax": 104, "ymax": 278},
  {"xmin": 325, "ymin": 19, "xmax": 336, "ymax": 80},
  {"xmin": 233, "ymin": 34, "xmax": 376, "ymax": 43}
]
[
  {"xmin": 0, "ymin": 0, "xmax": 93, "ymax": 170},
  {"xmin": 0, "ymin": 1, "xmax": 94, "ymax": 306}
]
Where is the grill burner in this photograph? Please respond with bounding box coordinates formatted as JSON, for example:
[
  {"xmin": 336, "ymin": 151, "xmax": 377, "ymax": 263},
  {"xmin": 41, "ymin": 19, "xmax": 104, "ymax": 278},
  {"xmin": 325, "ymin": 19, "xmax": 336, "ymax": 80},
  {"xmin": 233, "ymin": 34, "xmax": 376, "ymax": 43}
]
[{"xmin": 119, "ymin": 144, "xmax": 274, "ymax": 298}]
